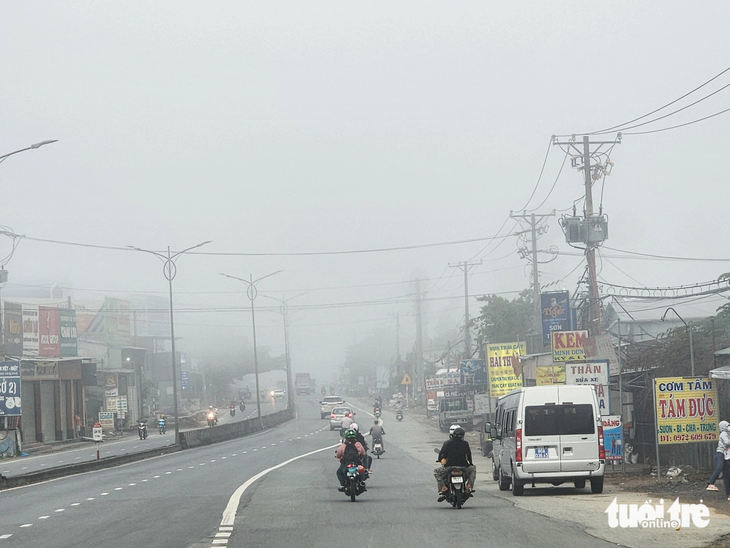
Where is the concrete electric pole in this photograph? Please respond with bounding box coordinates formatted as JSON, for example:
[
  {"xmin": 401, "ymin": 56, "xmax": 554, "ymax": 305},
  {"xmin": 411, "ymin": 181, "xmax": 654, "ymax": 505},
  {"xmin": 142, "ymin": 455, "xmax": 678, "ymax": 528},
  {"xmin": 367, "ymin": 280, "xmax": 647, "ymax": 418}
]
[{"xmin": 449, "ymin": 261, "xmax": 482, "ymax": 359}]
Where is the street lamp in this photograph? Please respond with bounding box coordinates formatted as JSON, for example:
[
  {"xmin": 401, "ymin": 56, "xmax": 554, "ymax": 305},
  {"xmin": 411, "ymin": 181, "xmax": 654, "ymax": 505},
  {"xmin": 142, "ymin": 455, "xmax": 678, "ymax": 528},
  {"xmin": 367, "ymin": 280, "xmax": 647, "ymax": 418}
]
[
  {"xmin": 220, "ymin": 270, "xmax": 283, "ymax": 428},
  {"xmin": 0, "ymin": 140, "xmax": 58, "ymax": 164},
  {"xmin": 129, "ymin": 241, "xmax": 212, "ymax": 445},
  {"xmin": 661, "ymin": 307, "xmax": 695, "ymax": 376},
  {"xmin": 262, "ymin": 293, "xmax": 306, "ymax": 412}
]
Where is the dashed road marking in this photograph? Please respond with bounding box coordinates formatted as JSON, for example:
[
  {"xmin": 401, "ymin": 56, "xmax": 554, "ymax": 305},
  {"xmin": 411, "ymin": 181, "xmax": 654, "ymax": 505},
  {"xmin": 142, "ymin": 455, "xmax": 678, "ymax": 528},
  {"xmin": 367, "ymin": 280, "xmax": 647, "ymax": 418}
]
[
  {"xmin": 19, "ymin": 524, "xmax": 32, "ymax": 528},
  {"xmin": 71, "ymin": 503, "xmax": 81, "ymax": 506},
  {"xmin": 0, "ymin": 534, "xmax": 12, "ymax": 539},
  {"xmin": 55, "ymin": 509, "xmax": 65, "ymax": 513},
  {"xmin": 38, "ymin": 516, "xmax": 49, "ymax": 520}
]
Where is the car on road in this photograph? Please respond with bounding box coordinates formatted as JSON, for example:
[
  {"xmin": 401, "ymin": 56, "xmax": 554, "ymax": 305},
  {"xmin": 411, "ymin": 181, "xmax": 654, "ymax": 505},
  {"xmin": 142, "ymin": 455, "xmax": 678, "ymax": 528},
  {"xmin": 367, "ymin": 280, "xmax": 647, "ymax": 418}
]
[
  {"xmin": 320, "ymin": 395, "xmax": 345, "ymax": 419},
  {"xmin": 329, "ymin": 406, "xmax": 353, "ymax": 430},
  {"xmin": 270, "ymin": 388, "xmax": 285, "ymax": 399}
]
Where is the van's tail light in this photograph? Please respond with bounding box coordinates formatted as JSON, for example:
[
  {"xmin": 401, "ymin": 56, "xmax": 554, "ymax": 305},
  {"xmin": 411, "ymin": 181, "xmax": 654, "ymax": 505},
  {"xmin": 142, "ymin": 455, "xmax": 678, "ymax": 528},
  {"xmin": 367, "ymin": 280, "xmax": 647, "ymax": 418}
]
[
  {"xmin": 597, "ymin": 425, "xmax": 605, "ymax": 459},
  {"xmin": 515, "ymin": 428, "xmax": 523, "ymax": 463},
  {"xmin": 331, "ymin": 413, "xmax": 335, "ymax": 419}
]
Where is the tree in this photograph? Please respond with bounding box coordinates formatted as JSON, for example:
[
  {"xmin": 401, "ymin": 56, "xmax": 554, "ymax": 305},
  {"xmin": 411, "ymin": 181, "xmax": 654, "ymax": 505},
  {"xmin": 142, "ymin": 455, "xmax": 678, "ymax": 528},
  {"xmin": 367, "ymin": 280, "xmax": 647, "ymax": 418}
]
[{"xmin": 474, "ymin": 290, "xmax": 533, "ymax": 346}]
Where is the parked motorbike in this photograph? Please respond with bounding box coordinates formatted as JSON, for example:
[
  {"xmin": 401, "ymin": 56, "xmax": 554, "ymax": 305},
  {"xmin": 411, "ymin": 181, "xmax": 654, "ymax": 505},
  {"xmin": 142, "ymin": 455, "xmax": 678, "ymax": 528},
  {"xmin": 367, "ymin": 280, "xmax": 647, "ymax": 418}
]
[
  {"xmin": 158, "ymin": 419, "xmax": 166, "ymax": 435},
  {"xmin": 372, "ymin": 438, "xmax": 384, "ymax": 459},
  {"xmin": 443, "ymin": 467, "xmax": 471, "ymax": 509},
  {"xmin": 396, "ymin": 410, "xmax": 403, "ymax": 422},
  {"xmin": 138, "ymin": 421, "xmax": 148, "ymax": 440},
  {"xmin": 343, "ymin": 462, "xmax": 367, "ymax": 502},
  {"xmin": 207, "ymin": 410, "xmax": 218, "ymax": 427}
]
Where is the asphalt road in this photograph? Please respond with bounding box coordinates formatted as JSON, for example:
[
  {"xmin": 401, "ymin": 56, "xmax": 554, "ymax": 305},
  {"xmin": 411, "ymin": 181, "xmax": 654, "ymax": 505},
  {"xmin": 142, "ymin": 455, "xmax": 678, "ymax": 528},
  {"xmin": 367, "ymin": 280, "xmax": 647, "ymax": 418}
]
[
  {"xmin": 0, "ymin": 398, "xmax": 283, "ymax": 479},
  {"xmin": 0, "ymin": 395, "xmax": 675, "ymax": 548}
]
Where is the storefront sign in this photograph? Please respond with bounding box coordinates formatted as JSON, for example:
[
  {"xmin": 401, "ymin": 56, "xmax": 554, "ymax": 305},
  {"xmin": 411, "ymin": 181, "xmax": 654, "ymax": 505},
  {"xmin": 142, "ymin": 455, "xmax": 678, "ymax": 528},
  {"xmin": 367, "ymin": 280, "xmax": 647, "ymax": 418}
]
[
  {"xmin": 655, "ymin": 377, "xmax": 718, "ymax": 445},
  {"xmin": 487, "ymin": 342, "xmax": 526, "ymax": 398},
  {"xmin": 536, "ymin": 365, "xmax": 566, "ymax": 386},
  {"xmin": 99, "ymin": 411, "xmax": 115, "ymax": 430},
  {"xmin": 602, "ymin": 415, "xmax": 622, "ymax": 461},
  {"xmin": 20, "ymin": 361, "xmax": 60, "ymax": 380},
  {"xmin": 22, "ymin": 306, "xmax": 39, "ymax": 357},
  {"xmin": 552, "ymin": 330, "xmax": 588, "ymax": 362},
  {"xmin": 0, "ymin": 361, "xmax": 21, "ymax": 416},
  {"xmin": 59, "ymin": 309, "xmax": 78, "ymax": 357},
  {"xmin": 565, "ymin": 359, "xmax": 610, "ymax": 415},
  {"xmin": 39, "ymin": 306, "xmax": 61, "ymax": 357},
  {"xmin": 3, "ymin": 303, "xmax": 23, "ymax": 357}
]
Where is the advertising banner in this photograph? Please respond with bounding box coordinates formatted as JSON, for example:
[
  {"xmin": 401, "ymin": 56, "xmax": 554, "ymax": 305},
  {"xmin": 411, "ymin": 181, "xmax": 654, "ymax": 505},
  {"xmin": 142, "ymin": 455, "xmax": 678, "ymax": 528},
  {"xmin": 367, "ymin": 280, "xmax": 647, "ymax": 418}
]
[
  {"xmin": 541, "ymin": 291, "xmax": 572, "ymax": 348},
  {"xmin": 552, "ymin": 330, "xmax": 588, "ymax": 362},
  {"xmin": 99, "ymin": 411, "xmax": 115, "ymax": 430},
  {"xmin": 460, "ymin": 359, "xmax": 487, "ymax": 383},
  {"xmin": 565, "ymin": 359, "xmax": 610, "ymax": 415},
  {"xmin": 104, "ymin": 372, "xmax": 118, "ymax": 398},
  {"xmin": 0, "ymin": 361, "xmax": 21, "ymax": 416},
  {"xmin": 655, "ymin": 377, "xmax": 718, "ymax": 445},
  {"xmin": 3, "ymin": 303, "xmax": 23, "ymax": 357},
  {"xmin": 602, "ymin": 415, "xmax": 622, "ymax": 461},
  {"xmin": 536, "ymin": 365, "xmax": 566, "ymax": 386},
  {"xmin": 39, "ymin": 306, "xmax": 61, "ymax": 357},
  {"xmin": 582, "ymin": 334, "xmax": 620, "ymax": 377},
  {"xmin": 487, "ymin": 342, "xmax": 526, "ymax": 398},
  {"xmin": 59, "ymin": 309, "xmax": 78, "ymax": 357},
  {"xmin": 22, "ymin": 306, "xmax": 39, "ymax": 357},
  {"xmin": 473, "ymin": 394, "xmax": 491, "ymax": 415}
]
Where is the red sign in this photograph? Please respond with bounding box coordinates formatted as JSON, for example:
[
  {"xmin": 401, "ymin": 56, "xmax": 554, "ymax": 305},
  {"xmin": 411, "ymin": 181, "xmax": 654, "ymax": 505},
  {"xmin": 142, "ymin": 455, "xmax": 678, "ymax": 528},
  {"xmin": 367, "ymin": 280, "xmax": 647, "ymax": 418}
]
[{"xmin": 39, "ymin": 307, "xmax": 61, "ymax": 357}]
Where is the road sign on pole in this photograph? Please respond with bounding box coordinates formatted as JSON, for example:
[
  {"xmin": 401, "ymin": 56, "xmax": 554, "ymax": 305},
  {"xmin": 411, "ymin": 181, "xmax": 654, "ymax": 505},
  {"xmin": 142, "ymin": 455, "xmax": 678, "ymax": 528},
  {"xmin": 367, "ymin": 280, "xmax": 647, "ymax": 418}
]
[{"xmin": 401, "ymin": 374, "xmax": 412, "ymax": 385}]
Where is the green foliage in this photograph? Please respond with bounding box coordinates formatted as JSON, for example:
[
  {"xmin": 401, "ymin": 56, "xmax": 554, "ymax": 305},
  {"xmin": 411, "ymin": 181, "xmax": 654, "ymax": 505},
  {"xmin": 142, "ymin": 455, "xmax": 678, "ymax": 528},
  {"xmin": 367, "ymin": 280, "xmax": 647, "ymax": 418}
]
[{"xmin": 474, "ymin": 289, "xmax": 533, "ymax": 345}]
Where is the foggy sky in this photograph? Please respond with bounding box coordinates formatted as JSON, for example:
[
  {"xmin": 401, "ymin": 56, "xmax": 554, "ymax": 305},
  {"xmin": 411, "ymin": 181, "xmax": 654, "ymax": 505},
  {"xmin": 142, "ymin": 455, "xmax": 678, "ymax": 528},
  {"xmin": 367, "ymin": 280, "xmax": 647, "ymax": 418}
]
[{"xmin": 1, "ymin": 2, "xmax": 728, "ymax": 382}]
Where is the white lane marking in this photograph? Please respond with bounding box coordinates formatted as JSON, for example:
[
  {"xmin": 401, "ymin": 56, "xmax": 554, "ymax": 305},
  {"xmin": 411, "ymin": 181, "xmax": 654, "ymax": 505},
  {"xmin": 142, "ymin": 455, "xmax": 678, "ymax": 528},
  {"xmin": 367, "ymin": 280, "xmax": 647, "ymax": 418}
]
[
  {"xmin": 21, "ymin": 466, "xmax": 28, "ymax": 470},
  {"xmin": 115, "ymin": 487, "xmax": 124, "ymax": 490},
  {"xmin": 71, "ymin": 503, "xmax": 81, "ymax": 506},
  {"xmin": 221, "ymin": 457, "xmax": 227, "ymax": 460},
  {"xmin": 142, "ymin": 479, "xmax": 148, "ymax": 482},
  {"xmin": 252, "ymin": 449, "xmax": 257, "ymax": 452},
  {"xmin": 86, "ymin": 498, "xmax": 95, "ymax": 501},
  {"xmin": 165, "ymin": 472, "xmax": 172, "ymax": 475},
  {"xmin": 20, "ymin": 524, "xmax": 32, "ymax": 528},
  {"xmin": 199, "ymin": 463, "xmax": 206, "ymax": 466},
  {"xmin": 38, "ymin": 516, "xmax": 50, "ymax": 520},
  {"xmin": 271, "ymin": 443, "xmax": 276, "ymax": 446},
  {"xmin": 100, "ymin": 493, "xmax": 109, "ymax": 496},
  {"xmin": 242, "ymin": 451, "xmax": 247, "ymax": 454},
  {"xmin": 212, "ymin": 541, "xmax": 228, "ymax": 545},
  {"xmin": 0, "ymin": 534, "xmax": 12, "ymax": 539},
  {"xmin": 74, "ymin": 457, "xmax": 81, "ymax": 460},
  {"xmin": 211, "ymin": 460, "xmax": 217, "ymax": 463},
  {"xmin": 129, "ymin": 483, "xmax": 136, "ymax": 486},
  {"xmin": 220, "ymin": 443, "xmax": 338, "ymax": 527},
  {"xmin": 215, "ymin": 532, "xmax": 231, "ymax": 537},
  {"xmin": 219, "ymin": 526, "xmax": 233, "ymax": 531},
  {"xmin": 153, "ymin": 475, "xmax": 161, "ymax": 478},
  {"xmin": 55, "ymin": 509, "xmax": 65, "ymax": 513},
  {"xmin": 189, "ymin": 466, "xmax": 195, "ymax": 469}
]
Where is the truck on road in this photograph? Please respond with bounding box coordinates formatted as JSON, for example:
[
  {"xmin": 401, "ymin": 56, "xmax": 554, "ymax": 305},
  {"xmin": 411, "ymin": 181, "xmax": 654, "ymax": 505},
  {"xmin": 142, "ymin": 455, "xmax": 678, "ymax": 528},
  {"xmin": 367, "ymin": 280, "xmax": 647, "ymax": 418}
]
[
  {"xmin": 295, "ymin": 373, "xmax": 314, "ymax": 395},
  {"xmin": 438, "ymin": 396, "xmax": 474, "ymax": 432}
]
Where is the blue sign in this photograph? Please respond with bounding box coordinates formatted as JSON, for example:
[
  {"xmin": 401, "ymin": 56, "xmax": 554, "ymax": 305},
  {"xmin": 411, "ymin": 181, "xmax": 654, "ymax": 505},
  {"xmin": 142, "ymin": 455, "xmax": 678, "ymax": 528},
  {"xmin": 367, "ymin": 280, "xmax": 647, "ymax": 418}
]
[
  {"xmin": 460, "ymin": 360, "xmax": 487, "ymax": 384},
  {"xmin": 602, "ymin": 415, "xmax": 622, "ymax": 461},
  {"xmin": 541, "ymin": 291, "xmax": 572, "ymax": 348},
  {"xmin": 181, "ymin": 370, "xmax": 189, "ymax": 391},
  {"xmin": 0, "ymin": 361, "xmax": 21, "ymax": 416}
]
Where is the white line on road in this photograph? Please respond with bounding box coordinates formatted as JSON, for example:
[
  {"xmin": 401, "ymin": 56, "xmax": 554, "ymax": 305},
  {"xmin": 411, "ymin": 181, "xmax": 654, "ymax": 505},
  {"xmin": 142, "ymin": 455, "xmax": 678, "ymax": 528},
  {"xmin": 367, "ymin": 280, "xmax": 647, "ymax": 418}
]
[
  {"xmin": 38, "ymin": 516, "xmax": 49, "ymax": 520},
  {"xmin": 71, "ymin": 503, "xmax": 80, "ymax": 506},
  {"xmin": 0, "ymin": 534, "xmax": 12, "ymax": 539},
  {"xmin": 19, "ymin": 524, "xmax": 32, "ymax": 528},
  {"xmin": 220, "ymin": 443, "xmax": 338, "ymax": 528}
]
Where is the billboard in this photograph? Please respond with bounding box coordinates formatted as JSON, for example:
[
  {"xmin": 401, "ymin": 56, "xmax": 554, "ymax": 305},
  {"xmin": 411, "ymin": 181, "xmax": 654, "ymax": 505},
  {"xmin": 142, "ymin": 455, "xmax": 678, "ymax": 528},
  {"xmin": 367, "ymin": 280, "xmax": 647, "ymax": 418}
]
[
  {"xmin": 39, "ymin": 306, "xmax": 61, "ymax": 357},
  {"xmin": 552, "ymin": 330, "xmax": 588, "ymax": 362},
  {"xmin": 59, "ymin": 309, "xmax": 78, "ymax": 357},
  {"xmin": 540, "ymin": 291, "xmax": 572, "ymax": 348},
  {"xmin": 487, "ymin": 342, "xmax": 526, "ymax": 398},
  {"xmin": 655, "ymin": 377, "xmax": 718, "ymax": 445},
  {"xmin": 602, "ymin": 415, "xmax": 622, "ymax": 461},
  {"xmin": 536, "ymin": 365, "xmax": 565, "ymax": 386},
  {"xmin": 582, "ymin": 334, "xmax": 620, "ymax": 377},
  {"xmin": 3, "ymin": 303, "xmax": 23, "ymax": 357},
  {"xmin": 565, "ymin": 359, "xmax": 610, "ymax": 415},
  {"xmin": 0, "ymin": 361, "xmax": 21, "ymax": 416},
  {"xmin": 460, "ymin": 359, "xmax": 487, "ymax": 383},
  {"xmin": 22, "ymin": 306, "xmax": 39, "ymax": 357}
]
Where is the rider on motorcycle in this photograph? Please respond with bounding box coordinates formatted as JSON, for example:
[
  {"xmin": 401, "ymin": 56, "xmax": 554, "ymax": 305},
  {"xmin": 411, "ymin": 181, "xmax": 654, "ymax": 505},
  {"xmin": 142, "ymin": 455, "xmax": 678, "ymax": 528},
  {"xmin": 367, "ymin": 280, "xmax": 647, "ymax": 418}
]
[
  {"xmin": 395, "ymin": 400, "xmax": 403, "ymax": 413},
  {"xmin": 369, "ymin": 418, "xmax": 386, "ymax": 452},
  {"xmin": 158, "ymin": 415, "xmax": 166, "ymax": 433},
  {"xmin": 350, "ymin": 423, "xmax": 371, "ymax": 470},
  {"xmin": 335, "ymin": 429, "xmax": 366, "ymax": 492},
  {"xmin": 434, "ymin": 426, "xmax": 476, "ymax": 501}
]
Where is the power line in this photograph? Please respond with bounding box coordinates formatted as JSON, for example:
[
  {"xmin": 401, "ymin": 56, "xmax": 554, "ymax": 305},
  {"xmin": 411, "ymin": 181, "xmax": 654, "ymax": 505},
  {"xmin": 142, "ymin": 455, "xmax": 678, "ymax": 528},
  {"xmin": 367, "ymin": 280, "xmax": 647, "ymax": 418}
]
[
  {"xmin": 601, "ymin": 246, "xmax": 730, "ymax": 262},
  {"xmin": 622, "ymin": 105, "xmax": 730, "ymax": 135},
  {"xmin": 587, "ymin": 64, "xmax": 730, "ymax": 134}
]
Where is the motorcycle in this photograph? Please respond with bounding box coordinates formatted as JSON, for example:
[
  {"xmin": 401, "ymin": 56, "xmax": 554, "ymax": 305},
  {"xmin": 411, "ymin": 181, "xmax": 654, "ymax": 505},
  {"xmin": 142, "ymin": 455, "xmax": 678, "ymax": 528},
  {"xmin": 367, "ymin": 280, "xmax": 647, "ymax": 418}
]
[
  {"xmin": 137, "ymin": 421, "xmax": 148, "ymax": 440},
  {"xmin": 396, "ymin": 410, "xmax": 403, "ymax": 422},
  {"xmin": 158, "ymin": 420, "xmax": 166, "ymax": 435},
  {"xmin": 343, "ymin": 462, "xmax": 367, "ymax": 502},
  {"xmin": 207, "ymin": 410, "xmax": 218, "ymax": 427},
  {"xmin": 372, "ymin": 438, "xmax": 384, "ymax": 459},
  {"xmin": 239, "ymin": 402, "xmax": 246, "ymax": 412},
  {"xmin": 444, "ymin": 467, "xmax": 471, "ymax": 509},
  {"xmin": 373, "ymin": 407, "xmax": 381, "ymax": 419},
  {"xmin": 230, "ymin": 407, "xmax": 236, "ymax": 417}
]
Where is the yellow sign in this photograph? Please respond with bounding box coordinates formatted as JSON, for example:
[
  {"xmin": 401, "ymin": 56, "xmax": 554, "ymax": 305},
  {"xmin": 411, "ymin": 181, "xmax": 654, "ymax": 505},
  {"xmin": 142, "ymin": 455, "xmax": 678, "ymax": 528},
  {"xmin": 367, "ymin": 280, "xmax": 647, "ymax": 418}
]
[
  {"xmin": 551, "ymin": 330, "xmax": 588, "ymax": 362},
  {"xmin": 487, "ymin": 342, "xmax": 526, "ymax": 398},
  {"xmin": 400, "ymin": 374, "xmax": 412, "ymax": 385},
  {"xmin": 655, "ymin": 377, "xmax": 719, "ymax": 445},
  {"xmin": 536, "ymin": 365, "xmax": 565, "ymax": 386}
]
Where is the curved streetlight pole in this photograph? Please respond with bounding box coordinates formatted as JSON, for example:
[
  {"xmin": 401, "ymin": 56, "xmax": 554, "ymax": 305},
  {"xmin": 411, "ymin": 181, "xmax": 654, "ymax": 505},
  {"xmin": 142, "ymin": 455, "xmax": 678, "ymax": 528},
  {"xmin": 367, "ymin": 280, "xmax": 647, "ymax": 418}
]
[
  {"xmin": 661, "ymin": 307, "xmax": 695, "ymax": 376},
  {"xmin": 262, "ymin": 293, "xmax": 306, "ymax": 412},
  {"xmin": 129, "ymin": 241, "xmax": 212, "ymax": 446},
  {"xmin": 220, "ymin": 271, "xmax": 283, "ymax": 428},
  {"xmin": 0, "ymin": 140, "xmax": 58, "ymax": 164}
]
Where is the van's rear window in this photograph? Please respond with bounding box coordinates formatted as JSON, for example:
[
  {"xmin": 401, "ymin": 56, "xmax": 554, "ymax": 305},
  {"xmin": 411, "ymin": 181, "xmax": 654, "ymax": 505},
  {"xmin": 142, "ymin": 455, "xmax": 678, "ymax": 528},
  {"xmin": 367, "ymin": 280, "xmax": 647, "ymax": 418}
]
[{"xmin": 524, "ymin": 405, "xmax": 595, "ymax": 436}]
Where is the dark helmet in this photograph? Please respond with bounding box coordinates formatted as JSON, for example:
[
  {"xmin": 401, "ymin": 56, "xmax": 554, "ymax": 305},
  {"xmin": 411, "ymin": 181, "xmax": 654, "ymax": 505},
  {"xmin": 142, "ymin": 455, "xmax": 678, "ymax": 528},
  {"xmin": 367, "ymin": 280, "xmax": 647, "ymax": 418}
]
[{"xmin": 452, "ymin": 427, "xmax": 465, "ymax": 439}]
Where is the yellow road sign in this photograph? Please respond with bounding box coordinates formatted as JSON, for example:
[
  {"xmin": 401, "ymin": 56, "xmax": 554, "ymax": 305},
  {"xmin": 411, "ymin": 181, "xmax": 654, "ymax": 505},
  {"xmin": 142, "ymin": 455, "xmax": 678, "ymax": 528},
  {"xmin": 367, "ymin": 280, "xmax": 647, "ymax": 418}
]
[{"xmin": 401, "ymin": 374, "xmax": 412, "ymax": 385}]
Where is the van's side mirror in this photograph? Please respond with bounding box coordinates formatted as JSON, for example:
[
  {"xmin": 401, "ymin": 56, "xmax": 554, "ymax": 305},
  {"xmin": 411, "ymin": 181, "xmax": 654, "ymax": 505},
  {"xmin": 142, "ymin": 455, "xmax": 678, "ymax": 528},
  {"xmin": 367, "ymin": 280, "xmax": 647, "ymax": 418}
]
[
  {"xmin": 490, "ymin": 425, "xmax": 498, "ymax": 439},
  {"xmin": 483, "ymin": 422, "xmax": 492, "ymax": 434}
]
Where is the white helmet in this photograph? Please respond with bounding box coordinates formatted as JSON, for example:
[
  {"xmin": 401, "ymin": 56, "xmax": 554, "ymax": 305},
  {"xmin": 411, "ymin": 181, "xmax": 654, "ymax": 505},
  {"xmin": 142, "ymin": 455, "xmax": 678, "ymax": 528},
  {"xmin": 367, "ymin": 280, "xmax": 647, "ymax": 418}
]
[
  {"xmin": 449, "ymin": 424, "xmax": 461, "ymax": 436},
  {"xmin": 350, "ymin": 423, "xmax": 359, "ymax": 432}
]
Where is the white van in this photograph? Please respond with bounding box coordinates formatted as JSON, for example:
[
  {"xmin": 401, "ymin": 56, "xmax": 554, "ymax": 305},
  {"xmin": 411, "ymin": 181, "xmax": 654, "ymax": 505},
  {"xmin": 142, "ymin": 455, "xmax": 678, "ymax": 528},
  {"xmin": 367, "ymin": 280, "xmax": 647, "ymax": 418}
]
[{"xmin": 488, "ymin": 385, "xmax": 605, "ymax": 496}]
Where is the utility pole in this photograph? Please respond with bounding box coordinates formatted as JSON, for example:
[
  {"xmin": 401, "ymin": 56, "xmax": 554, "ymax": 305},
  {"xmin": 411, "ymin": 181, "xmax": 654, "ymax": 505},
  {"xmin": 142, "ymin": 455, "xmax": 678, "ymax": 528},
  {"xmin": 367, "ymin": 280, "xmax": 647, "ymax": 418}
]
[
  {"xmin": 449, "ymin": 261, "xmax": 482, "ymax": 359},
  {"xmin": 552, "ymin": 134, "xmax": 620, "ymax": 334},
  {"xmin": 414, "ymin": 279, "xmax": 424, "ymax": 405}
]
